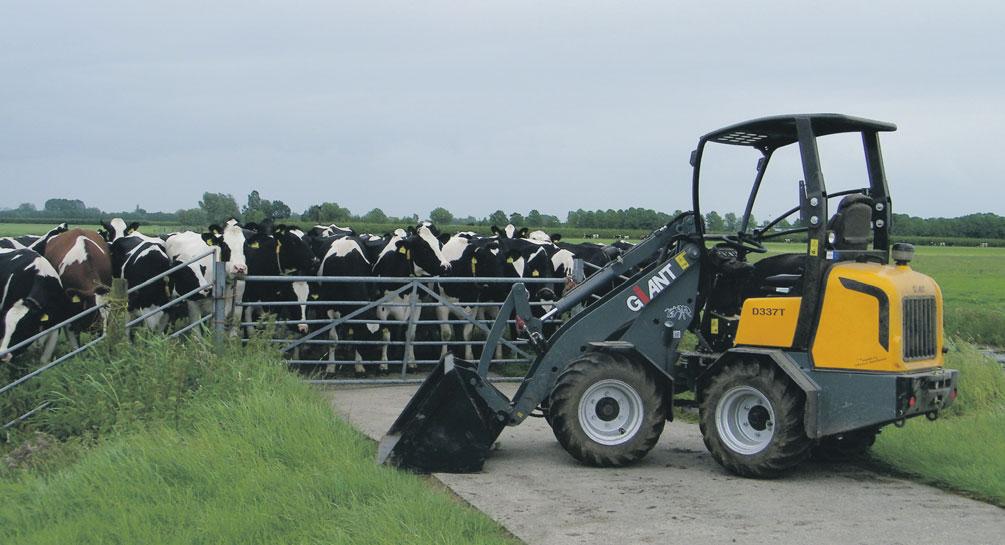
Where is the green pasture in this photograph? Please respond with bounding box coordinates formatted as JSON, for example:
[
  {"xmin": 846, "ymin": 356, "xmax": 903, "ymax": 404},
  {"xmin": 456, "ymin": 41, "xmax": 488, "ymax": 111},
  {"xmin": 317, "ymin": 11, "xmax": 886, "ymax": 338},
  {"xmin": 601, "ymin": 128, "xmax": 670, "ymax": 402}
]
[{"xmin": 0, "ymin": 334, "xmax": 516, "ymax": 545}]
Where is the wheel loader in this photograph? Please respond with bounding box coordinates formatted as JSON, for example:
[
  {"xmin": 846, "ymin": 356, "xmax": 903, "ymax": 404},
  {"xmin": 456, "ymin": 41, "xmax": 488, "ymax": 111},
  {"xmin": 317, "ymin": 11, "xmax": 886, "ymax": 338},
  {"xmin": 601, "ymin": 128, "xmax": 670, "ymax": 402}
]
[{"xmin": 378, "ymin": 113, "xmax": 959, "ymax": 477}]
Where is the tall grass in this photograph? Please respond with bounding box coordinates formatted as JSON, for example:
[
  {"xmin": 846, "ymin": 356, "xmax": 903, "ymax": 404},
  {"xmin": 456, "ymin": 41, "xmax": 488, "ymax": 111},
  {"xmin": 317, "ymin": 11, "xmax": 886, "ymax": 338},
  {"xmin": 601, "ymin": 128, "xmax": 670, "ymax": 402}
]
[
  {"xmin": 870, "ymin": 342, "xmax": 1005, "ymax": 505},
  {"xmin": 0, "ymin": 334, "xmax": 516, "ymax": 545}
]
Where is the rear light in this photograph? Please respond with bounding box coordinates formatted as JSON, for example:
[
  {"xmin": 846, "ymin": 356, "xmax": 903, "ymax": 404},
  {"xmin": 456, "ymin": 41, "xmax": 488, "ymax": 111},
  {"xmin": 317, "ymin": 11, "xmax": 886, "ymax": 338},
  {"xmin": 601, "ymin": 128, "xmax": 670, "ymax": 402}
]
[
  {"xmin": 908, "ymin": 396, "xmax": 917, "ymax": 408},
  {"xmin": 950, "ymin": 388, "xmax": 958, "ymax": 401}
]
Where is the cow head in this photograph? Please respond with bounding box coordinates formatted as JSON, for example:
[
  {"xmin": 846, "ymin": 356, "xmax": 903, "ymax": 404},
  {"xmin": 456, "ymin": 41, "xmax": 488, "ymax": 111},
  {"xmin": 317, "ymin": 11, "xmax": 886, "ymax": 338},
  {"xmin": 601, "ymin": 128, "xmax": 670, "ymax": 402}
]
[
  {"xmin": 405, "ymin": 224, "xmax": 451, "ymax": 276},
  {"xmin": 491, "ymin": 224, "xmax": 528, "ymax": 239},
  {"xmin": 1, "ymin": 256, "xmax": 67, "ymax": 363},
  {"xmin": 99, "ymin": 218, "xmax": 140, "ymax": 242},
  {"xmin": 373, "ymin": 230, "xmax": 412, "ymax": 278},
  {"xmin": 242, "ymin": 223, "xmax": 281, "ymax": 276},
  {"xmin": 273, "ymin": 224, "xmax": 319, "ymax": 275}
]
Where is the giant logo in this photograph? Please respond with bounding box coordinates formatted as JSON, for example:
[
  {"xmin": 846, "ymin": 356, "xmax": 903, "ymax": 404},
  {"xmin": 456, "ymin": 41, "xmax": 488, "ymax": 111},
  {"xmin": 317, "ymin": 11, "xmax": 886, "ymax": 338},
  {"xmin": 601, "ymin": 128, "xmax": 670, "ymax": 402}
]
[{"xmin": 626, "ymin": 260, "xmax": 680, "ymax": 311}]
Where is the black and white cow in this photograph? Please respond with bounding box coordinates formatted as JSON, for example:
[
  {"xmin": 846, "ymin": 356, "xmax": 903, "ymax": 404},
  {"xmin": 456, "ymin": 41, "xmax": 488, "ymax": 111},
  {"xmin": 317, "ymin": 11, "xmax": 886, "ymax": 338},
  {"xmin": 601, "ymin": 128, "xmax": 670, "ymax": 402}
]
[
  {"xmin": 164, "ymin": 231, "xmax": 217, "ymax": 324},
  {"xmin": 0, "ymin": 248, "xmax": 69, "ymax": 370},
  {"xmin": 103, "ymin": 225, "xmax": 177, "ymax": 331},
  {"xmin": 316, "ymin": 236, "xmax": 388, "ymax": 377}
]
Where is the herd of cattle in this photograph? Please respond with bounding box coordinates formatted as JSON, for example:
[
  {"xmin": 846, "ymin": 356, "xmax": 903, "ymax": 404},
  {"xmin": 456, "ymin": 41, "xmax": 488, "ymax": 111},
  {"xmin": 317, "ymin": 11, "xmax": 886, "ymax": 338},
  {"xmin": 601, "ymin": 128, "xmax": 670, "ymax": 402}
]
[{"xmin": 0, "ymin": 219, "xmax": 634, "ymax": 376}]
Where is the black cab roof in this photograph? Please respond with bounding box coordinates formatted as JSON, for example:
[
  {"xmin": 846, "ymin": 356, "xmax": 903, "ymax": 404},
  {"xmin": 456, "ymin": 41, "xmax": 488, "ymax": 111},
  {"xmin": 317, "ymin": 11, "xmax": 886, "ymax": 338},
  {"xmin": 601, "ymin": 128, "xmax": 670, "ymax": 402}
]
[{"xmin": 701, "ymin": 113, "xmax": 896, "ymax": 150}]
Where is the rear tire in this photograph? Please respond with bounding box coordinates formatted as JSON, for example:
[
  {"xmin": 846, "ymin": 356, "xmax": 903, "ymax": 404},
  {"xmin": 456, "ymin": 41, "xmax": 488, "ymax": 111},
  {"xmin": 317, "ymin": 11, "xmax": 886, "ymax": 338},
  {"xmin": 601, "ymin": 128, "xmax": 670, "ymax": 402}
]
[
  {"xmin": 549, "ymin": 352, "xmax": 666, "ymax": 467},
  {"xmin": 811, "ymin": 428, "xmax": 879, "ymax": 462},
  {"xmin": 699, "ymin": 361, "xmax": 811, "ymax": 478}
]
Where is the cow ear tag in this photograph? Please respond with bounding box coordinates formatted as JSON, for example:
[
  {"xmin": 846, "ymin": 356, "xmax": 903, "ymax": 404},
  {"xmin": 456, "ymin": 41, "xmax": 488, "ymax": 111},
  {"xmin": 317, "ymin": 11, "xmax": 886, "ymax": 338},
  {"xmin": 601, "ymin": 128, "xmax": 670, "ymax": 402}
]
[
  {"xmin": 471, "ymin": 257, "xmax": 477, "ymax": 274},
  {"xmin": 71, "ymin": 295, "xmax": 81, "ymax": 303},
  {"xmin": 531, "ymin": 270, "xmax": 540, "ymax": 277},
  {"xmin": 249, "ymin": 241, "xmax": 260, "ymax": 249},
  {"xmin": 506, "ymin": 257, "xmax": 514, "ymax": 264},
  {"xmin": 398, "ymin": 246, "xmax": 407, "ymax": 255},
  {"xmin": 40, "ymin": 314, "xmax": 49, "ymax": 322},
  {"xmin": 311, "ymin": 294, "xmax": 319, "ymax": 300},
  {"xmin": 205, "ymin": 239, "xmax": 214, "ymax": 246}
]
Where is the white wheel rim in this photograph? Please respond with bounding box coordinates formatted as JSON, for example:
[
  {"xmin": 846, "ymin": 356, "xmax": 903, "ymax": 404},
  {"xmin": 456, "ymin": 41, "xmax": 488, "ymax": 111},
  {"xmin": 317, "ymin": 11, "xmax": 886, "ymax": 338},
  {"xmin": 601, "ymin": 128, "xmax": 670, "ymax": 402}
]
[
  {"xmin": 578, "ymin": 379, "xmax": 645, "ymax": 446},
  {"xmin": 715, "ymin": 386, "xmax": 775, "ymax": 455}
]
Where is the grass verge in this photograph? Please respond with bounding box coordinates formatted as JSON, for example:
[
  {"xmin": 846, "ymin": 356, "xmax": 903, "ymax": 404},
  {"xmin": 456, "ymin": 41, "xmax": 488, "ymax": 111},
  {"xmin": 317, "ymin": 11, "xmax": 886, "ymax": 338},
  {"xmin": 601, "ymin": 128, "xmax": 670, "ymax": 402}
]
[
  {"xmin": 869, "ymin": 341, "xmax": 1005, "ymax": 506},
  {"xmin": 0, "ymin": 333, "xmax": 517, "ymax": 545}
]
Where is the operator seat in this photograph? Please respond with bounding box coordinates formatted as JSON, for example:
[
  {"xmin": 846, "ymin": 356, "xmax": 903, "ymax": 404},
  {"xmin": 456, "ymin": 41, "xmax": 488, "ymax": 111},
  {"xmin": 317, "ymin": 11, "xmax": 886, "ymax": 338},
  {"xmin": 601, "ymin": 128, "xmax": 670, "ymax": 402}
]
[{"xmin": 827, "ymin": 194, "xmax": 874, "ymax": 251}]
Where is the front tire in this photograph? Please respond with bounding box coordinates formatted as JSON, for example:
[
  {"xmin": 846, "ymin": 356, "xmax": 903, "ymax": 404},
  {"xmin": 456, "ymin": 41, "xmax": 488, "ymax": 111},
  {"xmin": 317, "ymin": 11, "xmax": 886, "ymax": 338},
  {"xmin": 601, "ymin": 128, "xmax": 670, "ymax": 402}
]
[
  {"xmin": 699, "ymin": 361, "xmax": 811, "ymax": 478},
  {"xmin": 549, "ymin": 352, "xmax": 666, "ymax": 467}
]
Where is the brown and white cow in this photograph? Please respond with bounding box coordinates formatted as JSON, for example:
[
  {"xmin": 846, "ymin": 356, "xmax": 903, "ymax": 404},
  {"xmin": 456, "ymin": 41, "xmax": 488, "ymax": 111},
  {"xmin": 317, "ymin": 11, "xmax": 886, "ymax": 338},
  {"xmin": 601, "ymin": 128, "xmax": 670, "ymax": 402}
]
[{"xmin": 40, "ymin": 229, "xmax": 112, "ymax": 362}]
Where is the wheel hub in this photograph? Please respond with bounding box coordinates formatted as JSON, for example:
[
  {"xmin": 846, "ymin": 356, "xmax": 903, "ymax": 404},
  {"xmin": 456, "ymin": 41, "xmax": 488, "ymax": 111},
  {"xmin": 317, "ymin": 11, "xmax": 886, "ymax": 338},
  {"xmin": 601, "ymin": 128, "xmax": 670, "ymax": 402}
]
[
  {"xmin": 578, "ymin": 379, "xmax": 645, "ymax": 446},
  {"xmin": 595, "ymin": 397, "xmax": 620, "ymax": 421},
  {"xmin": 715, "ymin": 386, "xmax": 776, "ymax": 455}
]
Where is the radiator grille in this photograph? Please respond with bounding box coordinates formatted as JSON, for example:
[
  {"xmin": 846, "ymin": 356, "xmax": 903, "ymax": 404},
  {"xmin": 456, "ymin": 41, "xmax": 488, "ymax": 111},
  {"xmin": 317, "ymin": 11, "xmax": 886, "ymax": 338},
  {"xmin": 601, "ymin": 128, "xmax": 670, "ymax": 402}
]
[{"xmin": 903, "ymin": 296, "xmax": 938, "ymax": 361}]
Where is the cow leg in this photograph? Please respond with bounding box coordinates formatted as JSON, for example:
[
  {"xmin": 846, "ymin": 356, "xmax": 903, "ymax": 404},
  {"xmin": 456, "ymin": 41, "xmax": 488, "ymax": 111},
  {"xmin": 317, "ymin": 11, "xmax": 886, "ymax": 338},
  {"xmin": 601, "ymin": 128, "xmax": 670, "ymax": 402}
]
[
  {"xmin": 40, "ymin": 329, "xmax": 60, "ymax": 364},
  {"xmin": 354, "ymin": 349, "xmax": 366, "ymax": 378},
  {"xmin": 380, "ymin": 327, "xmax": 390, "ymax": 375},
  {"xmin": 462, "ymin": 315, "xmax": 475, "ymax": 361},
  {"xmin": 326, "ymin": 310, "xmax": 339, "ymax": 376},
  {"xmin": 435, "ymin": 304, "xmax": 452, "ymax": 357}
]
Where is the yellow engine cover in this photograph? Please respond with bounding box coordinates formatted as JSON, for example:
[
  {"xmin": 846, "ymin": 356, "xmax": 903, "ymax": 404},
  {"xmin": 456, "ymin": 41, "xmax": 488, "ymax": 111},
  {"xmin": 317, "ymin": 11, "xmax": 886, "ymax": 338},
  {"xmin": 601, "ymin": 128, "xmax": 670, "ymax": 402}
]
[
  {"xmin": 734, "ymin": 297, "xmax": 802, "ymax": 348},
  {"xmin": 812, "ymin": 262, "xmax": 943, "ymax": 372}
]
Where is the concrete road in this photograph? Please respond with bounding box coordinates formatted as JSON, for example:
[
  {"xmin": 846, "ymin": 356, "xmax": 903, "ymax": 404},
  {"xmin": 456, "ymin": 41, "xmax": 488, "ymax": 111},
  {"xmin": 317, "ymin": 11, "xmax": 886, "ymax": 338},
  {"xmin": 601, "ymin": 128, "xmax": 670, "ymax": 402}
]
[{"xmin": 323, "ymin": 383, "xmax": 1003, "ymax": 545}]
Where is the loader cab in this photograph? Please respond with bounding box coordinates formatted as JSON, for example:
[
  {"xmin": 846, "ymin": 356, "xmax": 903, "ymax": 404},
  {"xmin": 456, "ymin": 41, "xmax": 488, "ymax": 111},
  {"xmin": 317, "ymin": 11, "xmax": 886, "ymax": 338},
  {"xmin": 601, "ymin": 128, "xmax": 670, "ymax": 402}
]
[{"xmin": 690, "ymin": 114, "xmax": 897, "ymax": 352}]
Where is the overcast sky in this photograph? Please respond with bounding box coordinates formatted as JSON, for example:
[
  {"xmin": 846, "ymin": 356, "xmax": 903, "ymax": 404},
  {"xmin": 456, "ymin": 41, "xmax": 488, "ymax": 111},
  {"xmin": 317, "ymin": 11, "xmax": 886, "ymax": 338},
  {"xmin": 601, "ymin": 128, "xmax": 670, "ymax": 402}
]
[{"xmin": 1, "ymin": 1, "xmax": 1002, "ymax": 221}]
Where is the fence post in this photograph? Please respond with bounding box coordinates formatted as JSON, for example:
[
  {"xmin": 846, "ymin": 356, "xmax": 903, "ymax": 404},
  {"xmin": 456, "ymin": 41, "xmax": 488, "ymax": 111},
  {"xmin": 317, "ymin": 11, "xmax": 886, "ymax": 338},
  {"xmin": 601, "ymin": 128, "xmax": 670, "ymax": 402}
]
[
  {"xmin": 400, "ymin": 283, "xmax": 420, "ymax": 378},
  {"xmin": 104, "ymin": 277, "xmax": 129, "ymax": 349},
  {"xmin": 212, "ymin": 259, "xmax": 227, "ymax": 352}
]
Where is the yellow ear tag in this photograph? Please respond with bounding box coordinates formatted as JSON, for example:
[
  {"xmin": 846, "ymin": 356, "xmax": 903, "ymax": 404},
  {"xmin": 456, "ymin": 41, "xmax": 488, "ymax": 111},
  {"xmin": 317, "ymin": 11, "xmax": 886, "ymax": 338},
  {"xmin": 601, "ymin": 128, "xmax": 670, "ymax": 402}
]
[
  {"xmin": 506, "ymin": 257, "xmax": 514, "ymax": 264},
  {"xmin": 40, "ymin": 314, "xmax": 49, "ymax": 322},
  {"xmin": 471, "ymin": 257, "xmax": 477, "ymax": 275},
  {"xmin": 531, "ymin": 270, "xmax": 540, "ymax": 277},
  {"xmin": 249, "ymin": 241, "xmax": 260, "ymax": 249},
  {"xmin": 311, "ymin": 294, "xmax": 319, "ymax": 300},
  {"xmin": 398, "ymin": 246, "xmax": 407, "ymax": 255},
  {"xmin": 71, "ymin": 295, "xmax": 81, "ymax": 303},
  {"xmin": 206, "ymin": 239, "xmax": 214, "ymax": 246}
]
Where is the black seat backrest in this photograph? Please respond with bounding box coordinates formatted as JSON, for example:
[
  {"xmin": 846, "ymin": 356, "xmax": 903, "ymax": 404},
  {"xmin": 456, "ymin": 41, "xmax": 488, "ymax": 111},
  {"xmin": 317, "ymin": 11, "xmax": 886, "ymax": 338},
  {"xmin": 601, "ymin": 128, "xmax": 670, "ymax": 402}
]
[{"xmin": 827, "ymin": 194, "xmax": 873, "ymax": 251}]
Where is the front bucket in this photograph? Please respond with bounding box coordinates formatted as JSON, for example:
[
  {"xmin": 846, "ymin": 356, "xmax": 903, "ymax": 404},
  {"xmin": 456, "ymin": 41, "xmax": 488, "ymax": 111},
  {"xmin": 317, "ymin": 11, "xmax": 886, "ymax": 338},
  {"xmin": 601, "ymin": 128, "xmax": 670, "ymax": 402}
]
[{"xmin": 378, "ymin": 354, "xmax": 511, "ymax": 473}]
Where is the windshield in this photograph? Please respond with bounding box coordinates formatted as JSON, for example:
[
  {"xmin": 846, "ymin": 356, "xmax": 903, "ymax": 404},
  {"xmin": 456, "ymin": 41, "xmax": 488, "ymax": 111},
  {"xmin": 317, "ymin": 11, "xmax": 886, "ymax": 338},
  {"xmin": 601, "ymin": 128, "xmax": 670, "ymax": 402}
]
[{"xmin": 697, "ymin": 133, "xmax": 872, "ymax": 237}]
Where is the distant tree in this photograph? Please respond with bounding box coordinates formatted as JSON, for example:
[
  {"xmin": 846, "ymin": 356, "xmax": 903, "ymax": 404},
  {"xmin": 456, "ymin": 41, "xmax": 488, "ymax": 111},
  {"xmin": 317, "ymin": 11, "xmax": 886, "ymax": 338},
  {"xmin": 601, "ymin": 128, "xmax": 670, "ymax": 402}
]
[
  {"xmin": 44, "ymin": 198, "xmax": 87, "ymax": 216},
  {"xmin": 133, "ymin": 205, "xmax": 147, "ymax": 215},
  {"xmin": 488, "ymin": 210, "xmax": 508, "ymax": 226},
  {"xmin": 270, "ymin": 200, "xmax": 291, "ymax": 220},
  {"xmin": 199, "ymin": 192, "xmax": 240, "ymax": 223},
  {"xmin": 177, "ymin": 207, "xmax": 208, "ymax": 227},
  {"xmin": 302, "ymin": 202, "xmax": 352, "ymax": 224},
  {"xmin": 363, "ymin": 208, "xmax": 388, "ymax": 223},
  {"xmin": 16, "ymin": 202, "xmax": 36, "ymax": 212},
  {"xmin": 723, "ymin": 212, "xmax": 739, "ymax": 232},
  {"xmin": 430, "ymin": 207, "xmax": 454, "ymax": 225},
  {"xmin": 705, "ymin": 211, "xmax": 725, "ymax": 233},
  {"xmin": 509, "ymin": 212, "xmax": 525, "ymax": 226},
  {"xmin": 526, "ymin": 209, "xmax": 543, "ymax": 226}
]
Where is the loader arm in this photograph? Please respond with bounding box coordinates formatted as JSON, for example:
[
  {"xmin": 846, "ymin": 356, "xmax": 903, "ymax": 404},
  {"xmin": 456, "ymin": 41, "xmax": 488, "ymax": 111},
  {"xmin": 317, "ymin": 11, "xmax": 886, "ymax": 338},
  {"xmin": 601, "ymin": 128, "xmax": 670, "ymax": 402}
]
[
  {"xmin": 507, "ymin": 215, "xmax": 702, "ymax": 424},
  {"xmin": 379, "ymin": 213, "xmax": 703, "ymax": 472}
]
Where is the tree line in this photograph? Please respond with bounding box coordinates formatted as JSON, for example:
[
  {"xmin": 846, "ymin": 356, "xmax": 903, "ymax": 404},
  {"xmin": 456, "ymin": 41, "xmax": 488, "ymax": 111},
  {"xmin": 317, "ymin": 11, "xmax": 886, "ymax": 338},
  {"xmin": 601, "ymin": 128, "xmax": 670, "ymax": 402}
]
[{"xmin": 3, "ymin": 191, "xmax": 1005, "ymax": 240}]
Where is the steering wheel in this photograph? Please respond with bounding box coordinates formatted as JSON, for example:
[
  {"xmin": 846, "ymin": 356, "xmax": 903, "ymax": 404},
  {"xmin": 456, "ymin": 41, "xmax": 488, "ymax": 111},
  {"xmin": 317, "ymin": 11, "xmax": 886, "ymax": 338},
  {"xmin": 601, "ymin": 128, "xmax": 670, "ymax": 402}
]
[{"xmin": 708, "ymin": 232, "xmax": 768, "ymax": 254}]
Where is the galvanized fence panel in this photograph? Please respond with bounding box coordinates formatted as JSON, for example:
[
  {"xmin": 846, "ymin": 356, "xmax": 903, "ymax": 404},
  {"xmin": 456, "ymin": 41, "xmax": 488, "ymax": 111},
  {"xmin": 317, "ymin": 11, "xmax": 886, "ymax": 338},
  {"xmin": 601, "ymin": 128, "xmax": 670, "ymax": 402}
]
[{"xmin": 236, "ymin": 274, "xmax": 570, "ymax": 383}]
